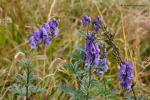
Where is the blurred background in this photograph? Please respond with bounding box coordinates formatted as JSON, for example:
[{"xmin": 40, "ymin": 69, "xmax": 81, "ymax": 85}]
[{"xmin": 0, "ymin": 0, "xmax": 150, "ymax": 99}]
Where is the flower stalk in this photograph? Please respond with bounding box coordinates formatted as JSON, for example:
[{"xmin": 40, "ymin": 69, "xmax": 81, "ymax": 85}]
[
  {"xmin": 26, "ymin": 65, "xmax": 30, "ymax": 100},
  {"xmin": 131, "ymin": 85, "xmax": 137, "ymax": 100},
  {"xmin": 100, "ymin": 19, "xmax": 136, "ymax": 98}
]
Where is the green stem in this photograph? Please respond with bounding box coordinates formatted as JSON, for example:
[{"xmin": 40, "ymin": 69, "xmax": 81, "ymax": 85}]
[
  {"xmin": 86, "ymin": 65, "xmax": 92, "ymax": 100},
  {"xmin": 131, "ymin": 85, "xmax": 136, "ymax": 100},
  {"xmin": 26, "ymin": 65, "xmax": 30, "ymax": 100},
  {"xmin": 103, "ymin": 77, "xmax": 107, "ymax": 100},
  {"xmin": 25, "ymin": 49, "xmax": 33, "ymax": 100}
]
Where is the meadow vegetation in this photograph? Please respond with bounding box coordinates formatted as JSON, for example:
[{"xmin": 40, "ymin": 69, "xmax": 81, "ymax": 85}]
[{"xmin": 0, "ymin": 0, "xmax": 149, "ymax": 100}]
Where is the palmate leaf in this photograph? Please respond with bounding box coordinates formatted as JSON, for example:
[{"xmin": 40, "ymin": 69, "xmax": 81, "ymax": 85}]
[
  {"xmin": 28, "ymin": 84, "xmax": 45, "ymax": 94},
  {"xmin": 28, "ymin": 72, "xmax": 37, "ymax": 82},
  {"xmin": 14, "ymin": 74, "xmax": 26, "ymax": 84},
  {"xmin": 81, "ymin": 77, "xmax": 89, "ymax": 89},
  {"xmin": 60, "ymin": 85, "xmax": 75, "ymax": 96},
  {"xmin": 9, "ymin": 84, "xmax": 26, "ymax": 96},
  {"xmin": 9, "ymin": 84, "xmax": 45, "ymax": 96},
  {"xmin": 90, "ymin": 78, "xmax": 99, "ymax": 87},
  {"xmin": 64, "ymin": 63, "xmax": 77, "ymax": 74},
  {"xmin": 14, "ymin": 72, "xmax": 37, "ymax": 85},
  {"xmin": 64, "ymin": 61, "xmax": 86, "ymax": 79},
  {"xmin": 74, "ymin": 90, "xmax": 86, "ymax": 100}
]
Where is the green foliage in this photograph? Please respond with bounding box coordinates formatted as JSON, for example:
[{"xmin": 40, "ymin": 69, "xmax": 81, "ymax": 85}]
[
  {"xmin": 61, "ymin": 46, "xmax": 116, "ymax": 99},
  {"xmin": 60, "ymin": 85, "xmax": 75, "ymax": 96},
  {"xmin": 9, "ymin": 84, "xmax": 26, "ymax": 96},
  {"xmin": 9, "ymin": 84, "xmax": 45, "ymax": 96},
  {"xmin": 9, "ymin": 53, "xmax": 45, "ymax": 99}
]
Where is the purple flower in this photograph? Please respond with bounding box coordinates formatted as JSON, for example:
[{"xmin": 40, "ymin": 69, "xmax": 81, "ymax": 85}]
[
  {"xmin": 98, "ymin": 58, "xmax": 108, "ymax": 66},
  {"xmin": 84, "ymin": 32, "xmax": 109, "ymax": 76},
  {"xmin": 45, "ymin": 37, "xmax": 52, "ymax": 46},
  {"xmin": 96, "ymin": 16, "xmax": 104, "ymax": 24},
  {"xmin": 40, "ymin": 27, "xmax": 48, "ymax": 38},
  {"xmin": 85, "ymin": 32, "xmax": 100, "ymax": 66},
  {"xmin": 94, "ymin": 22, "xmax": 101, "ymax": 31},
  {"xmin": 82, "ymin": 15, "xmax": 91, "ymax": 27},
  {"xmin": 33, "ymin": 30, "xmax": 41, "ymax": 41},
  {"xmin": 94, "ymin": 70, "xmax": 104, "ymax": 75},
  {"xmin": 94, "ymin": 59, "xmax": 109, "ymax": 75},
  {"xmin": 29, "ymin": 18, "xmax": 59, "ymax": 49},
  {"xmin": 43, "ymin": 23, "xmax": 50, "ymax": 31},
  {"xmin": 29, "ymin": 36, "xmax": 36, "ymax": 49},
  {"xmin": 94, "ymin": 41, "xmax": 109, "ymax": 76},
  {"xmin": 50, "ymin": 27, "xmax": 59, "ymax": 36},
  {"xmin": 120, "ymin": 61, "xmax": 134, "ymax": 91},
  {"xmin": 93, "ymin": 16, "xmax": 104, "ymax": 31},
  {"xmin": 49, "ymin": 18, "xmax": 59, "ymax": 28}
]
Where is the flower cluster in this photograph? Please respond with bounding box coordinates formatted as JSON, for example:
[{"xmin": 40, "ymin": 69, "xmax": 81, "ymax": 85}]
[
  {"xmin": 81, "ymin": 15, "xmax": 91, "ymax": 27},
  {"xmin": 94, "ymin": 41, "xmax": 109, "ymax": 75},
  {"xmin": 82, "ymin": 16, "xmax": 109, "ymax": 75},
  {"xmin": 93, "ymin": 16, "xmax": 103, "ymax": 31},
  {"xmin": 120, "ymin": 61, "xmax": 134, "ymax": 91},
  {"xmin": 29, "ymin": 18, "xmax": 59, "ymax": 49},
  {"xmin": 85, "ymin": 32, "xmax": 100, "ymax": 66}
]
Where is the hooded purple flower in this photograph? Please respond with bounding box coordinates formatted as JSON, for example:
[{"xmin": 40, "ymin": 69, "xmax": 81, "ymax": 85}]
[
  {"xmin": 94, "ymin": 59, "xmax": 108, "ymax": 75},
  {"xmin": 40, "ymin": 27, "xmax": 48, "ymax": 38},
  {"xmin": 82, "ymin": 15, "xmax": 91, "ymax": 27},
  {"xmin": 50, "ymin": 27, "xmax": 59, "ymax": 36},
  {"xmin": 43, "ymin": 23, "xmax": 50, "ymax": 31},
  {"xmin": 120, "ymin": 61, "xmax": 134, "ymax": 91},
  {"xmin": 93, "ymin": 16, "xmax": 104, "ymax": 31},
  {"xmin": 33, "ymin": 30, "xmax": 41, "ymax": 42},
  {"xmin": 94, "ymin": 41, "xmax": 109, "ymax": 75},
  {"xmin": 29, "ymin": 18, "xmax": 59, "ymax": 48},
  {"xmin": 29, "ymin": 36, "xmax": 36, "ymax": 49},
  {"xmin": 49, "ymin": 18, "xmax": 59, "ymax": 28},
  {"xmin": 85, "ymin": 32, "xmax": 100, "ymax": 66},
  {"xmin": 45, "ymin": 37, "xmax": 52, "ymax": 46}
]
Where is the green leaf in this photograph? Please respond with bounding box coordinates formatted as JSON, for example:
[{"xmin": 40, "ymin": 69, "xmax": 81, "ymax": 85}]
[
  {"xmin": 79, "ymin": 31, "xmax": 86, "ymax": 38},
  {"xmin": 28, "ymin": 72, "xmax": 37, "ymax": 82},
  {"xmin": 60, "ymin": 85, "xmax": 75, "ymax": 96},
  {"xmin": 9, "ymin": 84, "xmax": 25, "ymax": 96},
  {"xmin": 28, "ymin": 84, "xmax": 45, "ymax": 94},
  {"xmin": 14, "ymin": 74, "xmax": 26, "ymax": 84},
  {"xmin": 64, "ymin": 63, "xmax": 76, "ymax": 74},
  {"xmin": 81, "ymin": 77, "xmax": 89, "ymax": 89},
  {"xmin": 90, "ymin": 78, "xmax": 99, "ymax": 87},
  {"xmin": 74, "ymin": 90, "xmax": 86, "ymax": 100}
]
